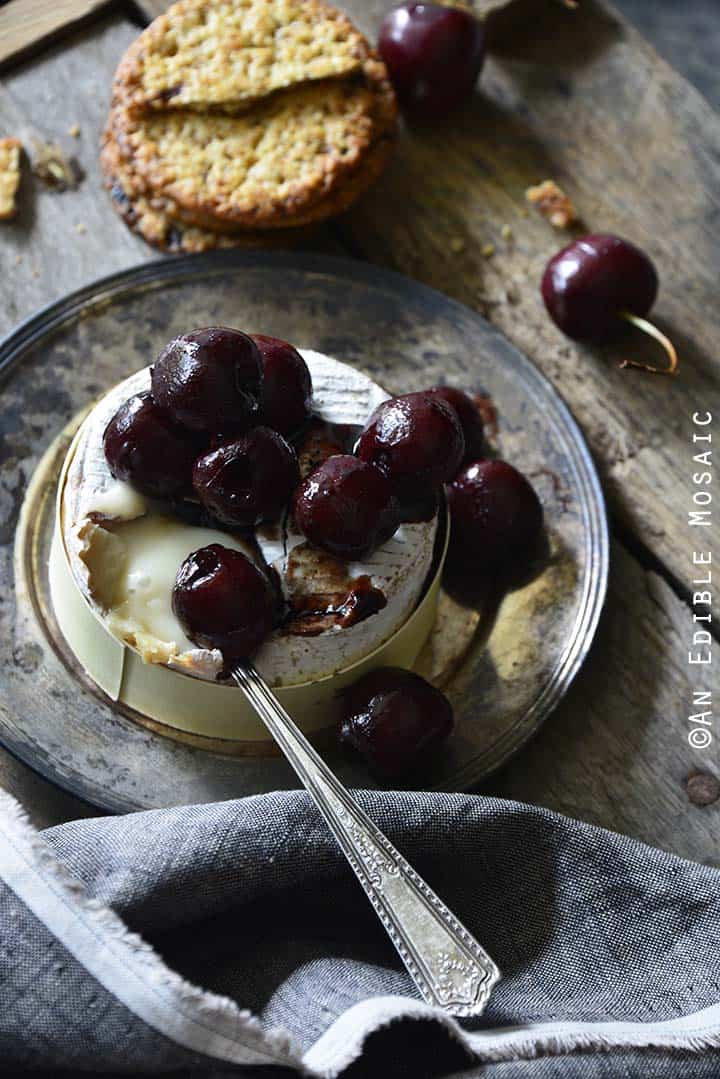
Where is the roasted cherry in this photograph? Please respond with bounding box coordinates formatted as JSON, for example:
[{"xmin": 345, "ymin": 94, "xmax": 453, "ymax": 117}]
[
  {"xmin": 541, "ymin": 234, "xmax": 677, "ymax": 375},
  {"xmin": 378, "ymin": 2, "xmax": 485, "ymax": 119},
  {"xmin": 151, "ymin": 327, "xmax": 262, "ymax": 435},
  {"xmin": 356, "ymin": 392, "xmax": 464, "ymax": 521},
  {"xmin": 447, "ymin": 459, "xmax": 543, "ymax": 572},
  {"xmin": 173, "ymin": 544, "xmax": 277, "ymax": 660},
  {"xmin": 103, "ymin": 391, "xmax": 196, "ymax": 499},
  {"xmin": 293, "ymin": 454, "xmax": 400, "ymax": 560},
  {"xmin": 339, "ymin": 667, "xmax": 454, "ymax": 778},
  {"xmin": 253, "ymin": 334, "xmax": 313, "ymax": 437},
  {"xmin": 428, "ymin": 385, "xmax": 485, "ymax": 462},
  {"xmin": 193, "ymin": 426, "xmax": 299, "ymax": 528}
]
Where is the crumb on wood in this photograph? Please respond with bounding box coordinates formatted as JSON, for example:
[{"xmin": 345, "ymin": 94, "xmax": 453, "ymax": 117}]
[
  {"xmin": 501, "ymin": 224, "xmax": 513, "ymax": 241},
  {"xmin": 68, "ymin": 124, "xmax": 81, "ymax": 138},
  {"xmin": 525, "ymin": 179, "xmax": 577, "ymax": 229},
  {"xmin": 685, "ymin": 770, "xmax": 720, "ymax": 807},
  {"xmin": 449, "ymin": 237, "xmax": 465, "ymax": 254},
  {"xmin": 0, "ymin": 137, "xmax": 22, "ymax": 220},
  {"xmin": 481, "ymin": 243, "xmax": 495, "ymax": 258},
  {"xmin": 31, "ymin": 140, "xmax": 85, "ymax": 191}
]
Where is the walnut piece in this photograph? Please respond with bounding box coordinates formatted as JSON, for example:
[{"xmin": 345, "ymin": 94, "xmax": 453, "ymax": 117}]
[
  {"xmin": 526, "ymin": 179, "xmax": 577, "ymax": 229},
  {"xmin": 31, "ymin": 140, "xmax": 84, "ymax": 191}
]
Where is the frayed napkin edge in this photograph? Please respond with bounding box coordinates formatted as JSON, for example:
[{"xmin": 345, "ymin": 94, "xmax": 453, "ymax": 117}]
[{"xmin": 0, "ymin": 790, "xmax": 305, "ymax": 1072}]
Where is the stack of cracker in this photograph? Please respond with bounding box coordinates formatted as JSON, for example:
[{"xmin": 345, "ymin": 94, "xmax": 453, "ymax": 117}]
[{"xmin": 102, "ymin": 0, "xmax": 397, "ymax": 252}]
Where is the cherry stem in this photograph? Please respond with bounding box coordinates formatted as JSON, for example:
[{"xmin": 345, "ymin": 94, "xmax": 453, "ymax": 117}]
[{"xmin": 618, "ymin": 313, "xmax": 678, "ymax": 377}]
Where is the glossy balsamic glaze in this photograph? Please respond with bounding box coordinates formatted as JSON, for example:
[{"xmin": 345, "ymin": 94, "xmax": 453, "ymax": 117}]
[
  {"xmin": 285, "ymin": 574, "xmax": 387, "ymax": 637},
  {"xmin": 282, "ymin": 418, "xmax": 389, "ymax": 635}
]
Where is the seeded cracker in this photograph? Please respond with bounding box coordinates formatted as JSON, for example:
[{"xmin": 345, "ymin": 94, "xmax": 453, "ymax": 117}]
[
  {"xmin": 101, "ymin": 123, "xmax": 393, "ymax": 250},
  {"xmin": 0, "ymin": 138, "xmax": 21, "ymax": 220},
  {"xmin": 104, "ymin": 0, "xmax": 397, "ymax": 242},
  {"xmin": 114, "ymin": 0, "xmax": 371, "ymax": 113},
  {"xmin": 110, "ymin": 60, "xmax": 395, "ymax": 229}
]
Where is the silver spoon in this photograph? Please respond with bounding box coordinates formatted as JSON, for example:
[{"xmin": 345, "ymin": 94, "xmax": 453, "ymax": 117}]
[{"xmin": 231, "ymin": 660, "xmax": 500, "ymax": 1017}]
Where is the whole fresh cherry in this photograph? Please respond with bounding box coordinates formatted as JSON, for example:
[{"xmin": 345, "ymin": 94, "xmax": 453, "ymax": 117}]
[
  {"xmin": 193, "ymin": 426, "xmax": 299, "ymax": 528},
  {"xmin": 428, "ymin": 385, "xmax": 485, "ymax": 461},
  {"xmin": 356, "ymin": 391, "xmax": 464, "ymax": 521},
  {"xmin": 103, "ymin": 391, "xmax": 197, "ymax": 499},
  {"xmin": 541, "ymin": 234, "xmax": 677, "ymax": 375},
  {"xmin": 378, "ymin": 2, "xmax": 485, "ymax": 119},
  {"xmin": 293, "ymin": 454, "xmax": 400, "ymax": 559},
  {"xmin": 253, "ymin": 334, "xmax": 313, "ymax": 436},
  {"xmin": 447, "ymin": 459, "xmax": 543, "ymax": 572},
  {"xmin": 151, "ymin": 327, "xmax": 262, "ymax": 435},
  {"xmin": 173, "ymin": 544, "xmax": 277, "ymax": 660},
  {"xmin": 339, "ymin": 667, "xmax": 454, "ymax": 778}
]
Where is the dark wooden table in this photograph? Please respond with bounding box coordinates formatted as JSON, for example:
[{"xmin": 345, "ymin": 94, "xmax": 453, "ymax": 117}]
[{"xmin": 1, "ymin": 0, "xmax": 718, "ymax": 865}]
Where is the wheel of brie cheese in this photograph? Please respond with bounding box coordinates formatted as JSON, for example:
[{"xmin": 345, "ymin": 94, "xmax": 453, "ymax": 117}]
[{"xmin": 54, "ymin": 349, "xmax": 443, "ymax": 741}]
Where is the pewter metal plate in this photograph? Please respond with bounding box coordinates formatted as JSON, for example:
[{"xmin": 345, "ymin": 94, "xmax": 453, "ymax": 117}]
[{"xmin": 1, "ymin": 252, "xmax": 608, "ymax": 811}]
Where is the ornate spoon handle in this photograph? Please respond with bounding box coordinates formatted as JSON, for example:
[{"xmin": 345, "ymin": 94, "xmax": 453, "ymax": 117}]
[{"xmin": 232, "ymin": 661, "xmax": 500, "ymax": 1017}]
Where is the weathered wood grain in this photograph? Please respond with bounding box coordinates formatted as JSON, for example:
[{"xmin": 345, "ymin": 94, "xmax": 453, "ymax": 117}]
[
  {"xmin": 336, "ymin": 0, "xmax": 720, "ymax": 591},
  {"xmin": 132, "ymin": 0, "xmax": 519, "ymax": 24},
  {"xmin": 0, "ymin": 0, "xmax": 112, "ymax": 69},
  {"xmin": 133, "ymin": 0, "xmax": 168, "ymax": 19},
  {"xmin": 0, "ymin": 15, "xmax": 153, "ymax": 329},
  {"xmin": 489, "ymin": 541, "xmax": 719, "ymax": 866}
]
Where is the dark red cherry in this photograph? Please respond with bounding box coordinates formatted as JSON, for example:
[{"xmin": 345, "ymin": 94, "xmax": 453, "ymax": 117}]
[
  {"xmin": 356, "ymin": 392, "xmax": 464, "ymax": 521},
  {"xmin": 151, "ymin": 327, "xmax": 262, "ymax": 436},
  {"xmin": 541, "ymin": 234, "xmax": 658, "ymax": 342},
  {"xmin": 542, "ymin": 234, "xmax": 677, "ymax": 376},
  {"xmin": 293, "ymin": 454, "xmax": 400, "ymax": 559},
  {"xmin": 339, "ymin": 666, "xmax": 454, "ymax": 778},
  {"xmin": 102, "ymin": 391, "xmax": 196, "ymax": 499},
  {"xmin": 172, "ymin": 544, "xmax": 277, "ymax": 660},
  {"xmin": 378, "ymin": 2, "xmax": 485, "ymax": 119},
  {"xmin": 253, "ymin": 334, "xmax": 313, "ymax": 436},
  {"xmin": 193, "ymin": 426, "xmax": 299, "ymax": 528},
  {"xmin": 428, "ymin": 385, "xmax": 485, "ymax": 462},
  {"xmin": 447, "ymin": 459, "xmax": 543, "ymax": 571}
]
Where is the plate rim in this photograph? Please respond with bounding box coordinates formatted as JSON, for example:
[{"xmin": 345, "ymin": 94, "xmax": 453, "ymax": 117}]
[{"xmin": 2, "ymin": 250, "xmax": 609, "ymax": 809}]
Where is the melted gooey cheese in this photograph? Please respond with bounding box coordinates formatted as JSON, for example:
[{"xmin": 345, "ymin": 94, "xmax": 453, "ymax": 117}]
[
  {"xmin": 66, "ymin": 351, "xmax": 438, "ymax": 684},
  {"xmin": 102, "ymin": 516, "xmax": 255, "ymax": 661}
]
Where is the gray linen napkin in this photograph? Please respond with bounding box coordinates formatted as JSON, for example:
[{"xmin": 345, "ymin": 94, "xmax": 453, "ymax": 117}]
[{"xmin": 1, "ymin": 787, "xmax": 719, "ymax": 1077}]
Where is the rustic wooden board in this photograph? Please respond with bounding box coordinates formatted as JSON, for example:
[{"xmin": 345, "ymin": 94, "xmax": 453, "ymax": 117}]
[
  {"xmin": 0, "ymin": 0, "xmax": 111, "ymax": 69},
  {"xmin": 337, "ymin": 0, "xmax": 720, "ymax": 592},
  {"xmin": 492, "ymin": 542, "xmax": 717, "ymax": 866},
  {"xmin": 0, "ymin": 16, "xmax": 151, "ymax": 323},
  {"xmin": 0, "ymin": 3, "xmax": 718, "ymax": 862}
]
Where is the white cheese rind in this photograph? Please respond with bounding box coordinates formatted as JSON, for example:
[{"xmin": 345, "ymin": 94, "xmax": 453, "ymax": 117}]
[{"xmin": 62, "ymin": 352, "xmax": 437, "ymax": 686}]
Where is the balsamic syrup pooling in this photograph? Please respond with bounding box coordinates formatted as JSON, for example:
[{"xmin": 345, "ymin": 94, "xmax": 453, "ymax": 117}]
[{"xmin": 284, "ymin": 574, "xmax": 387, "ymax": 637}]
